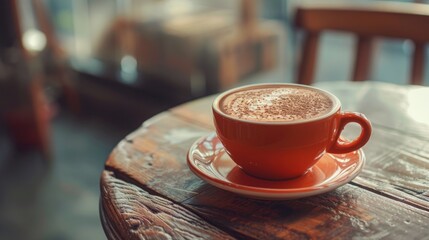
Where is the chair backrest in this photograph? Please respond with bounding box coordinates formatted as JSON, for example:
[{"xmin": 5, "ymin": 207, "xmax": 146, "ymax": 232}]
[{"xmin": 294, "ymin": 2, "xmax": 429, "ymax": 85}]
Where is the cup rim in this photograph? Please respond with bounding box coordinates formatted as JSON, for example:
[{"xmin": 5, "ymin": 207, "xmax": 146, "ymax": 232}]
[{"xmin": 212, "ymin": 83, "xmax": 342, "ymax": 125}]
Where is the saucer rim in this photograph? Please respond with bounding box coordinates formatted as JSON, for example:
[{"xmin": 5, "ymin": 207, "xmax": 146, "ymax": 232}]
[{"xmin": 187, "ymin": 133, "xmax": 365, "ymax": 199}]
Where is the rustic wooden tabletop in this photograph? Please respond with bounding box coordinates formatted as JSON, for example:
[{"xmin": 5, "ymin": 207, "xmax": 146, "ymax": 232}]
[{"xmin": 100, "ymin": 81, "xmax": 429, "ymax": 239}]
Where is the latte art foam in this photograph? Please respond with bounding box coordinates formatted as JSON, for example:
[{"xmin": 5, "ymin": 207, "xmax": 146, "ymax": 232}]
[{"xmin": 220, "ymin": 87, "xmax": 333, "ymax": 122}]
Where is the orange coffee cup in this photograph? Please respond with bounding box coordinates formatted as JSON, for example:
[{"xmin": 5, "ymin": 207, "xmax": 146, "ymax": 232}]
[{"xmin": 212, "ymin": 83, "xmax": 372, "ymax": 180}]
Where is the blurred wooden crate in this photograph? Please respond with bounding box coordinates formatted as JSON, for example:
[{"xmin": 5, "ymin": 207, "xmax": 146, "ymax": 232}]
[
  {"xmin": 94, "ymin": 0, "xmax": 283, "ymax": 97},
  {"xmin": 203, "ymin": 21, "xmax": 281, "ymax": 93}
]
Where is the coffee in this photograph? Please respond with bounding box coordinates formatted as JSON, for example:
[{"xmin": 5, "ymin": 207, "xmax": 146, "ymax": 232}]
[
  {"xmin": 213, "ymin": 83, "xmax": 371, "ymax": 179},
  {"xmin": 219, "ymin": 86, "xmax": 333, "ymax": 122}
]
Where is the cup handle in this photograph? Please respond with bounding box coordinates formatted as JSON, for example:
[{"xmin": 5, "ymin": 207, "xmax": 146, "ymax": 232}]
[{"xmin": 328, "ymin": 112, "xmax": 372, "ymax": 154}]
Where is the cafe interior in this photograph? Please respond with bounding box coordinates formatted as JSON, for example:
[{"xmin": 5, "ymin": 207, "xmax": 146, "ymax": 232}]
[{"xmin": 0, "ymin": 0, "xmax": 428, "ymax": 239}]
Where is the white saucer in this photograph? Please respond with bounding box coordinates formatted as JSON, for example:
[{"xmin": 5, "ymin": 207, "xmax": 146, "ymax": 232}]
[{"xmin": 187, "ymin": 133, "xmax": 365, "ymax": 200}]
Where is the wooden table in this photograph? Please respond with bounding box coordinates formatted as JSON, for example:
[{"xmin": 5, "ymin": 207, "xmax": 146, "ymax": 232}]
[{"xmin": 100, "ymin": 81, "xmax": 429, "ymax": 239}]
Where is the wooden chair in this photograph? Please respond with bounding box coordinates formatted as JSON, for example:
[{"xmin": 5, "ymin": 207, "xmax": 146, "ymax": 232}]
[
  {"xmin": 5, "ymin": 0, "xmax": 52, "ymax": 160},
  {"xmin": 294, "ymin": 2, "xmax": 429, "ymax": 85},
  {"xmin": 32, "ymin": 0, "xmax": 80, "ymax": 114},
  {"xmin": 0, "ymin": 0, "xmax": 73, "ymax": 160}
]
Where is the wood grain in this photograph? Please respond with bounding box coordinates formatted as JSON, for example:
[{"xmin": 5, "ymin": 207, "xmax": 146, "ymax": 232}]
[
  {"xmin": 295, "ymin": 2, "xmax": 429, "ymax": 85},
  {"xmin": 100, "ymin": 200, "xmax": 122, "ymax": 240},
  {"xmin": 171, "ymin": 82, "xmax": 429, "ymax": 210},
  {"xmin": 101, "ymin": 82, "xmax": 429, "ymax": 239},
  {"xmin": 173, "ymin": 83, "xmax": 429, "ymax": 211},
  {"xmin": 184, "ymin": 184, "xmax": 429, "ymax": 240},
  {"xmin": 295, "ymin": 2, "xmax": 429, "ymax": 42},
  {"xmin": 315, "ymin": 81, "xmax": 429, "ymax": 140},
  {"xmin": 353, "ymin": 127, "xmax": 429, "ymax": 210},
  {"xmin": 105, "ymin": 112, "xmax": 211, "ymax": 202},
  {"xmin": 170, "ymin": 97, "xmax": 216, "ymax": 130},
  {"xmin": 101, "ymin": 171, "xmax": 236, "ymax": 240}
]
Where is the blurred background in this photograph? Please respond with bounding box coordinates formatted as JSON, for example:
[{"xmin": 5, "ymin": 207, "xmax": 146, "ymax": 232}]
[{"xmin": 0, "ymin": 0, "xmax": 428, "ymax": 239}]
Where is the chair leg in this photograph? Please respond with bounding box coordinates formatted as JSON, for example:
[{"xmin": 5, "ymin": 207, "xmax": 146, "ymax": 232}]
[
  {"xmin": 30, "ymin": 79, "xmax": 52, "ymax": 161},
  {"xmin": 297, "ymin": 32, "xmax": 320, "ymax": 85},
  {"xmin": 57, "ymin": 66, "xmax": 80, "ymax": 114},
  {"xmin": 410, "ymin": 42, "xmax": 425, "ymax": 85},
  {"xmin": 353, "ymin": 36, "xmax": 374, "ymax": 82}
]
